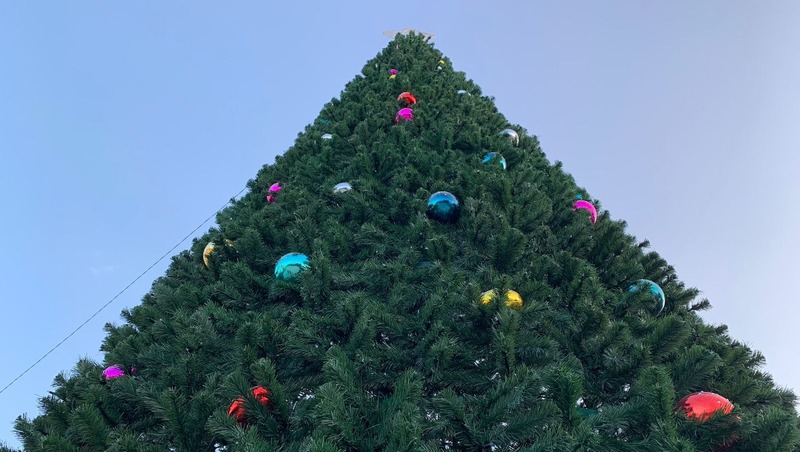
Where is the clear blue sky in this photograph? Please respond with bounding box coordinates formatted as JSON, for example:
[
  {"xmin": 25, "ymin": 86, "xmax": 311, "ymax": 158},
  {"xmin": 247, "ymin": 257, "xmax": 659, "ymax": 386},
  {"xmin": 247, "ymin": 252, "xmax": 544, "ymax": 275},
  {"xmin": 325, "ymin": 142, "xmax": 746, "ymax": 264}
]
[{"xmin": 1, "ymin": 1, "xmax": 799, "ymax": 447}]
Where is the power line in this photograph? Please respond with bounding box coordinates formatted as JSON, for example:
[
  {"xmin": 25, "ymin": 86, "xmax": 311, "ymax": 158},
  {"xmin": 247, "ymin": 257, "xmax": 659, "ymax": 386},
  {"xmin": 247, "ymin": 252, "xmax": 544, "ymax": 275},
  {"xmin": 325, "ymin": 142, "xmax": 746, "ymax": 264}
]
[{"xmin": 0, "ymin": 187, "xmax": 248, "ymax": 397}]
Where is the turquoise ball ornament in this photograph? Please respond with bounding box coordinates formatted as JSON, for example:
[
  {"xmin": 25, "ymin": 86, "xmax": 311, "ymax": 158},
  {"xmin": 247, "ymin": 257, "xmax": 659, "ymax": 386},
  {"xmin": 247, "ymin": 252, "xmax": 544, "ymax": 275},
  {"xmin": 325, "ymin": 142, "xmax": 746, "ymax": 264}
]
[
  {"xmin": 426, "ymin": 191, "xmax": 461, "ymax": 224},
  {"xmin": 482, "ymin": 152, "xmax": 507, "ymax": 170},
  {"xmin": 275, "ymin": 252, "xmax": 310, "ymax": 282},
  {"xmin": 628, "ymin": 279, "xmax": 665, "ymax": 313}
]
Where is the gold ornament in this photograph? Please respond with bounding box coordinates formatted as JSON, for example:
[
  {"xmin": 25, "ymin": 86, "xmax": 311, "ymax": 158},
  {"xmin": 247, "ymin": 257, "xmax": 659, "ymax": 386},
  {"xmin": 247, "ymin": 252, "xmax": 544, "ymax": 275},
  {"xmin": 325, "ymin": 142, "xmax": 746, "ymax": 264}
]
[
  {"xmin": 479, "ymin": 289, "xmax": 523, "ymax": 310},
  {"xmin": 203, "ymin": 240, "xmax": 234, "ymax": 268},
  {"xmin": 203, "ymin": 242, "xmax": 215, "ymax": 268}
]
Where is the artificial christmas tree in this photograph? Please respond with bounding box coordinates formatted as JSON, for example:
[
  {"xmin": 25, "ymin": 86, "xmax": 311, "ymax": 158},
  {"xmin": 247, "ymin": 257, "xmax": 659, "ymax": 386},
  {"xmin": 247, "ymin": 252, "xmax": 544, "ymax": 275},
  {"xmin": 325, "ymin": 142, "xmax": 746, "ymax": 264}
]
[{"xmin": 6, "ymin": 32, "xmax": 799, "ymax": 451}]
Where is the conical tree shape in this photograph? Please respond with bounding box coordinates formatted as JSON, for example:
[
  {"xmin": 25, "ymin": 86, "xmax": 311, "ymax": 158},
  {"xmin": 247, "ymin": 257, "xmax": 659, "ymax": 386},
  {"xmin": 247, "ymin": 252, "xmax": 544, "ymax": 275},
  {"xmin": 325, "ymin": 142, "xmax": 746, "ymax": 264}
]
[{"xmin": 9, "ymin": 33, "xmax": 799, "ymax": 452}]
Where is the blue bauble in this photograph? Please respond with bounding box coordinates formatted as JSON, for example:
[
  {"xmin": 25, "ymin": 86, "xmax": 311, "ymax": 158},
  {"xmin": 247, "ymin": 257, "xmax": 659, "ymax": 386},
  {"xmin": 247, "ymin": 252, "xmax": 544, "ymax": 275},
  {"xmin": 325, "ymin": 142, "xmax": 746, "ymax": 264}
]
[
  {"xmin": 482, "ymin": 152, "xmax": 507, "ymax": 170},
  {"xmin": 333, "ymin": 182, "xmax": 352, "ymax": 193},
  {"xmin": 275, "ymin": 252, "xmax": 310, "ymax": 282},
  {"xmin": 628, "ymin": 279, "xmax": 665, "ymax": 313},
  {"xmin": 426, "ymin": 191, "xmax": 460, "ymax": 224}
]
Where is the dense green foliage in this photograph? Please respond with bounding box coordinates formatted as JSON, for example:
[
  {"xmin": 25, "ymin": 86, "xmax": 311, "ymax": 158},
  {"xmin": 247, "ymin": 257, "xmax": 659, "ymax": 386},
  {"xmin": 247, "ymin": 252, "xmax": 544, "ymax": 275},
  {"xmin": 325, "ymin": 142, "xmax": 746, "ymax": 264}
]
[{"xmin": 7, "ymin": 33, "xmax": 799, "ymax": 451}]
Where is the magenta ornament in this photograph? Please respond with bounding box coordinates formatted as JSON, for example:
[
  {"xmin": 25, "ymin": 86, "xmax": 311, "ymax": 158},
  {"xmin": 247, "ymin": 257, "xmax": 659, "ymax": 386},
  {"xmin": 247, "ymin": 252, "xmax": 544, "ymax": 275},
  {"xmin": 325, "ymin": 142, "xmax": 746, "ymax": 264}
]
[
  {"xmin": 102, "ymin": 365, "xmax": 125, "ymax": 380},
  {"xmin": 396, "ymin": 108, "xmax": 414, "ymax": 123}
]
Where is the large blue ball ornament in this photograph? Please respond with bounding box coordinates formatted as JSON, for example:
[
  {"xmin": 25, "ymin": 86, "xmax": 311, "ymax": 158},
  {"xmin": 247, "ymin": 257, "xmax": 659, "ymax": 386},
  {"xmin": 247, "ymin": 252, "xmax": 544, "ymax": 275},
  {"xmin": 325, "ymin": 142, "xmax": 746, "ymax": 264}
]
[
  {"xmin": 426, "ymin": 191, "xmax": 461, "ymax": 224},
  {"xmin": 482, "ymin": 152, "xmax": 507, "ymax": 170},
  {"xmin": 628, "ymin": 279, "xmax": 665, "ymax": 313},
  {"xmin": 275, "ymin": 252, "xmax": 310, "ymax": 282}
]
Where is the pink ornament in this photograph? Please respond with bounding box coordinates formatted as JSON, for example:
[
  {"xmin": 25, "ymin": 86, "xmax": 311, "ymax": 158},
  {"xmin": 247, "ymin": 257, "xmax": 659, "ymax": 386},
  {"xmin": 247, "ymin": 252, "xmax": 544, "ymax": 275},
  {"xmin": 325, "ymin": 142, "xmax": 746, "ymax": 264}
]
[
  {"xmin": 395, "ymin": 107, "xmax": 414, "ymax": 123},
  {"xmin": 102, "ymin": 365, "xmax": 125, "ymax": 380},
  {"xmin": 266, "ymin": 194, "xmax": 276, "ymax": 203},
  {"xmin": 390, "ymin": 69, "xmax": 398, "ymax": 75},
  {"xmin": 573, "ymin": 200, "xmax": 598, "ymax": 224},
  {"xmin": 268, "ymin": 182, "xmax": 282, "ymax": 193}
]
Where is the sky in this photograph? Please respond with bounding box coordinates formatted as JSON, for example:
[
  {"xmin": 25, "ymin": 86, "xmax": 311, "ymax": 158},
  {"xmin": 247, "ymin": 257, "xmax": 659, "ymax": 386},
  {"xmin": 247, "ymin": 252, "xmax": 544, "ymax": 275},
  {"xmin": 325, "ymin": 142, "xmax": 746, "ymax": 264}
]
[{"xmin": 1, "ymin": 1, "xmax": 799, "ymax": 447}]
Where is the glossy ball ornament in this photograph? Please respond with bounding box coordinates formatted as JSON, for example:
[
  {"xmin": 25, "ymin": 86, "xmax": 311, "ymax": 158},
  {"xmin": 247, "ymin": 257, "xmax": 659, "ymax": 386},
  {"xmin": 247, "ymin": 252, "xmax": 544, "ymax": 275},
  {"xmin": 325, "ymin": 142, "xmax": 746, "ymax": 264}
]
[
  {"xmin": 275, "ymin": 252, "xmax": 310, "ymax": 282},
  {"xmin": 321, "ymin": 133, "xmax": 333, "ymax": 140},
  {"xmin": 203, "ymin": 240, "xmax": 235, "ymax": 268},
  {"xmin": 228, "ymin": 386, "xmax": 271, "ymax": 425},
  {"xmin": 573, "ymin": 199, "xmax": 598, "ymax": 224},
  {"xmin": 102, "ymin": 365, "xmax": 125, "ymax": 380},
  {"xmin": 389, "ymin": 68, "xmax": 398, "ymax": 79},
  {"xmin": 426, "ymin": 191, "xmax": 460, "ymax": 224},
  {"xmin": 628, "ymin": 279, "xmax": 666, "ymax": 313},
  {"xmin": 482, "ymin": 152, "xmax": 507, "ymax": 170},
  {"xmin": 505, "ymin": 290, "xmax": 523, "ymax": 310},
  {"xmin": 397, "ymin": 92, "xmax": 417, "ymax": 106},
  {"xmin": 501, "ymin": 128, "xmax": 519, "ymax": 146},
  {"xmin": 333, "ymin": 182, "xmax": 352, "ymax": 193},
  {"xmin": 676, "ymin": 392, "xmax": 734, "ymax": 422},
  {"xmin": 203, "ymin": 242, "xmax": 215, "ymax": 268},
  {"xmin": 396, "ymin": 107, "xmax": 414, "ymax": 123},
  {"xmin": 480, "ymin": 289, "xmax": 523, "ymax": 310},
  {"xmin": 457, "ymin": 89, "xmax": 470, "ymax": 96}
]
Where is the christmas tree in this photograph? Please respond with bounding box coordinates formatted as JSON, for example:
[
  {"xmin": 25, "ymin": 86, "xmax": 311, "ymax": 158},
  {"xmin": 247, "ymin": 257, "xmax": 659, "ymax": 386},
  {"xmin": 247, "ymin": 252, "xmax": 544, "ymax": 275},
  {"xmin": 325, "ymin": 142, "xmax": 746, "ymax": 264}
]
[{"xmin": 7, "ymin": 33, "xmax": 799, "ymax": 451}]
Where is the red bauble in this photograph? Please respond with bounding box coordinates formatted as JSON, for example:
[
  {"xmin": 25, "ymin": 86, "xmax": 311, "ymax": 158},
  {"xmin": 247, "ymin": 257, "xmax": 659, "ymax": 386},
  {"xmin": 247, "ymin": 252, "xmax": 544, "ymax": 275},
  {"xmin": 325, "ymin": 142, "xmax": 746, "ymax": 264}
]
[
  {"xmin": 228, "ymin": 386, "xmax": 271, "ymax": 425},
  {"xmin": 676, "ymin": 391, "xmax": 734, "ymax": 422},
  {"xmin": 397, "ymin": 92, "xmax": 417, "ymax": 106}
]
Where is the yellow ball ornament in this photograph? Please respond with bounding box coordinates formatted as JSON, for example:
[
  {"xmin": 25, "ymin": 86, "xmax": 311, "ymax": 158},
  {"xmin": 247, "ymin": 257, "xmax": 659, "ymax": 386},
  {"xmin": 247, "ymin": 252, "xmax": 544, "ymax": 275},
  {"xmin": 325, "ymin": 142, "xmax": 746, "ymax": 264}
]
[
  {"xmin": 203, "ymin": 242, "xmax": 215, "ymax": 268},
  {"xmin": 480, "ymin": 289, "xmax": 523, "ymax": 310},
  {"xmin": 203, "ymin": 240, "xmax": 234, "ymax": 268},
  {"xmin": 505, "ymin": 290, "xmax": 523, "ymax": 310}
]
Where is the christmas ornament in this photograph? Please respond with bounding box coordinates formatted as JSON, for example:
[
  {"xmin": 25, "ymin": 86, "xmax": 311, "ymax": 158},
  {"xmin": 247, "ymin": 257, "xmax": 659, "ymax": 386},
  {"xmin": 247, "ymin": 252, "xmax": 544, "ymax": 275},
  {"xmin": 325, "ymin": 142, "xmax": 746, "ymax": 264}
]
[
  {"xmin": 333, "ymin": 182, "xmax": 353, "ymax": 193},
  {"xmin": 275, "ymin": 252, "xmax": 310, "ymax": 281},
  {"xmin": 501, "ymin": 128, "xmax": 520, "ymax": 146},
  {"xmin": 396, "ymin": 107, "xmax": 414, "ymax": 123},
  {"xmin": 457, "ymin": 89, "xmax": 470, "ymax": 95},
  {"xmin": 228, "ymin": 386, "xmax": 271, "ymax": 425},
  {"xmin": 426, "ymin": 191, "xmax": 460, "ymax": 223},
  {"xmin": 480, "ymin": 289, "xmax": 523, "ymax": 310},
  {"xmin": 320, "ymin": 119, "xmax": 330, "ymax": 125},
  {"xmin": 482, "ymin": 152, "xmax": 507, "ymax": 170},
  {"xmin": 628, "ymin": 279, "xmax": 665, "ymax": 313},
  {"xmin": 321, "ymin": 133, "xmax": 333, "ymax": 140},
  {"xmin": 203, "ymin": 242, "xmax": 215, "ymax": 268},
  {"xmin": 102, "ymin": 365, "xmax": 125, "ymax": 380},
  {"xmin": 397, "ymin": 92, "xmax": 417, "ymax": 106},
  {"xmin": 389, "ymin": 68, "xmax": 397, "ymax": 79},
  {"xmin": 202, "ymin": 240, "xmax": 235, "ymax": 267},
  {"xmin": 573, "ymin": 199, "xmax": 598, "ymax": 224},
  {"xmin": 438, "ymin": 59, "xmax": 445, "ymax": 66},
  {"xmin": 676, "ymin": 392, "xmax": 734, "ymax": 422},
  {"xmin": 266, "ymin": 182, "xmax": 282, "ymax": 204}
]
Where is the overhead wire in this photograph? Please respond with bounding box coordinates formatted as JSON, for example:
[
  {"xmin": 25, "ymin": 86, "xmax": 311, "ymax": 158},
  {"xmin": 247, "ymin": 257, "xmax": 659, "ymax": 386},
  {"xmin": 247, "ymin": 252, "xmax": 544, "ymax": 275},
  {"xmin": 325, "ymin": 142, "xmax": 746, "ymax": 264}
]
[{"xmin": 0, "ymin": 186, "xmax": 248, "ymax": 397}]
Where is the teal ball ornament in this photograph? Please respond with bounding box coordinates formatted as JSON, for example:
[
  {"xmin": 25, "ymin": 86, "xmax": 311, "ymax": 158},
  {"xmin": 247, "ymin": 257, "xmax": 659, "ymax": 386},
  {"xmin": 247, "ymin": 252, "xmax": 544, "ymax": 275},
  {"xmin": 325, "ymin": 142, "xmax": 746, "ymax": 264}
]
[
  {"xmin": 426, "ymin": 191, "xmax": 460, "ymax": 224},
  {"xmin": 628, "ymin": 279, "xmax": 665, "ymax": 313},
  {"xmin": 482, "ymin": 152, "xmax": 507, "ymax": 170},
  {"xmin": 275, "ymin": 252, "xmax": 310, "ymax": 282}
]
